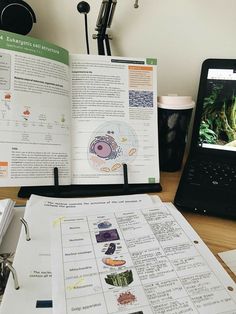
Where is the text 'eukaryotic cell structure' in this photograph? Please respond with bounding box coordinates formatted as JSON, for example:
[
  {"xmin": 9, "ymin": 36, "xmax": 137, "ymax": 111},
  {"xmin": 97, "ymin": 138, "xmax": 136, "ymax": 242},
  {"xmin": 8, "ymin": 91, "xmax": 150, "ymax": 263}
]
[{"xmin": 88, "ymin": 121, "xmax": 138, "ymax": 173}]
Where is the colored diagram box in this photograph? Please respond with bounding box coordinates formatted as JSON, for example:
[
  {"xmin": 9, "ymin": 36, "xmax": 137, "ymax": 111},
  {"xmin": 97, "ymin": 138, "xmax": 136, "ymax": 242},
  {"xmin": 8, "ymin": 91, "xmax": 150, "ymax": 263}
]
[
  {"xmin": 0, "ymin": 161, "xmax": 8, "ymax": 177},
  {"xmin": 0, "ymin": 53, "xmax": 11, "ymax": 90}
]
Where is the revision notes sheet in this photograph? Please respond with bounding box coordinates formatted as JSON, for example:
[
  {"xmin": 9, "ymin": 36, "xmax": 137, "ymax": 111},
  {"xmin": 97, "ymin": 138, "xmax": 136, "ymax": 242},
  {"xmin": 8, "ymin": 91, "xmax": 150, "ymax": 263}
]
[
  {"xmin": 0, "ymin": 193, "xmax": 154, "ymax": 314},
  {"xmin": 51, "ymin": 202, "xmax": 236, "ymax": 314}
]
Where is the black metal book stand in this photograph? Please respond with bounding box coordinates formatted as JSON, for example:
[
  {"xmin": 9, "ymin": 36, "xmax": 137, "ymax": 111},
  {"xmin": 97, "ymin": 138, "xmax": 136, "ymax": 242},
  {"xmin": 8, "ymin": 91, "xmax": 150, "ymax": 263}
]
[{"xmin": 18, "ymin": 164, "xmax": 162, "ymax": 198}]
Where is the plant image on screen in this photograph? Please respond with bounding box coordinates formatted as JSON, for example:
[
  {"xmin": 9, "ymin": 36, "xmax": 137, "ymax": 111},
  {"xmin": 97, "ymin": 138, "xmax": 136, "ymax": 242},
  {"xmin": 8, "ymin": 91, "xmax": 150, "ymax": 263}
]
[{"xmin": 199, "ymin": 82, "xmax": 236, "ymax": 146}]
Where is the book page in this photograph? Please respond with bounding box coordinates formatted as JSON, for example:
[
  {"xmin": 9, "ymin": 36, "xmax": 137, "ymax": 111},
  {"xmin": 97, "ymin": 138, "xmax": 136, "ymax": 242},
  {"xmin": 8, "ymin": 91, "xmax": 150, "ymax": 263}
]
[
  {"xmin": 70, "ymin": 54, "xmax": 159, "ymax": 185},
  {"xmin": 51, "ymin": 202, "xmax": 236, "ymax": 314},
  {"xmin": 0, "ymin": 31, "xmax": 71, "ymax": 186}
]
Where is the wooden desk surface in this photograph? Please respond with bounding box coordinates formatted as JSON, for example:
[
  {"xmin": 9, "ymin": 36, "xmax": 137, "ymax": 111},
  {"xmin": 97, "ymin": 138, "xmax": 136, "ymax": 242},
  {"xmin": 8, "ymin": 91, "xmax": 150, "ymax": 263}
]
[{"xmin": 0, "ymin": 170, "xmax": 235, "ymax": 282}]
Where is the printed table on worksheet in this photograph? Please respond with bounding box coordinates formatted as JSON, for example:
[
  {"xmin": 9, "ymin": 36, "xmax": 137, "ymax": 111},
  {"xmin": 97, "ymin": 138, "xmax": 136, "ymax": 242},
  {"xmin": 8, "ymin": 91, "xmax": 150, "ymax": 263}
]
[{"xmin": 51, "ymin": 203, "xmax": 236, "ymax": 314}]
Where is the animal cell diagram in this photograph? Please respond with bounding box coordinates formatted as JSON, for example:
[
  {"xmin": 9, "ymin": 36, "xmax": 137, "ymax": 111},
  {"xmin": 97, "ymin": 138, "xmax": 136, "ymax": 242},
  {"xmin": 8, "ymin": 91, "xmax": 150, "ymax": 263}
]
[{"xmin": 88, "ymin": 121, "xmax": 138, "ymax": 172}]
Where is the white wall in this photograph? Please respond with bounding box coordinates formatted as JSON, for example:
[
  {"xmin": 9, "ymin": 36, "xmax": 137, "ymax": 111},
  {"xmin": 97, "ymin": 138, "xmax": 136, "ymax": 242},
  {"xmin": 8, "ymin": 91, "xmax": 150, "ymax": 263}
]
[{"xmin": 27, "ymin": 0, "xmax": 236, "ymax": 101}]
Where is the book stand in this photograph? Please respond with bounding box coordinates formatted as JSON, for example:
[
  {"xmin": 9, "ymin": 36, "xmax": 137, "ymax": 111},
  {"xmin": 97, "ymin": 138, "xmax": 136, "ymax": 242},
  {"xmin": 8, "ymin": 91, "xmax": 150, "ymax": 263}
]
[{"xmin": 18, "ymin": 164, "xmax": 162, "ymax": 198}]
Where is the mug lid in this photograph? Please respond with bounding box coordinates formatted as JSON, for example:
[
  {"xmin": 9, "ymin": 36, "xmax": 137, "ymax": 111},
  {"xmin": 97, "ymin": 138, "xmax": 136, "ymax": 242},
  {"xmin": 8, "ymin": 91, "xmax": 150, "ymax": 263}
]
[{"xmin": 158, "ymin": 95, "xmax": 195, "ymax": 109}]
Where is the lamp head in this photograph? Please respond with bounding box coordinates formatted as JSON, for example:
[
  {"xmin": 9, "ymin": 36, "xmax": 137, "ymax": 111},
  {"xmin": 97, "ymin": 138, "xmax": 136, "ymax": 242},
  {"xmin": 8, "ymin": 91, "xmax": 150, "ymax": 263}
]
[{"xmin": 77, "ymin": 1, "xmax": 90, "ymax": 14}]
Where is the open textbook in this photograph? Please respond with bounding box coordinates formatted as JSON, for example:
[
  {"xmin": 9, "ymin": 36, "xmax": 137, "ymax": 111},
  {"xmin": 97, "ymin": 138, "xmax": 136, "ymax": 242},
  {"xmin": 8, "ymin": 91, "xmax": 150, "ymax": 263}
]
[
  {"xmin": 1, "ymin": 194, "xmax": 236, "ymax": 314},
  {"xmin": 0, "ymin": 30, "xmax": 159, "ymax": 190}
]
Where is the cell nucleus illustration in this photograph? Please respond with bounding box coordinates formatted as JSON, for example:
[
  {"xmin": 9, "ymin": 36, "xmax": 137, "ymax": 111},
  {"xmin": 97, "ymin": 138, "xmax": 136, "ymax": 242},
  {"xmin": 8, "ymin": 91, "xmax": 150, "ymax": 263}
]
[{"xmin": 88, "ymin": 121, "xmax": 138, "ymax": 172}]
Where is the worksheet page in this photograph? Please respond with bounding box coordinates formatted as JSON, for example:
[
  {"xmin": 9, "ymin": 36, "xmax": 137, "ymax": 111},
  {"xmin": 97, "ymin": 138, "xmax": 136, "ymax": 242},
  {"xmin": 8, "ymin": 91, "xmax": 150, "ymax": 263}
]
[
  {"xmin": 51, "ymin": 202, "xmax": 236, "ymax": 314},
  {"xmin": 0, "ymin": 193, "xmax": 154, "ymax": 314}
]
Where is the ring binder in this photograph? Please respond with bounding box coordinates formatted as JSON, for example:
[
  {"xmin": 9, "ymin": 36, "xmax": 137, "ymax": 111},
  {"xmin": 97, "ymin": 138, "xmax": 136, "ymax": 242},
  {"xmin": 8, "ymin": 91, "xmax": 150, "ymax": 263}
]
[
  {"xmin": 5, "ymin": 262, "xmax": 19, "ymax": 290},
  {"xmin": 0, "ymin": 255, "xmax": 9, "ymax": 295},
  {"xmin": 20, "ymin": 217, "xmax": 31, "ymax": 241},
  {"xmin": 0, "ymin": 254, "xmax": 19, "ymax": 291},
  {"xmin": 1, "ymin": 193, "xmax": 155, "ymax": 313}
]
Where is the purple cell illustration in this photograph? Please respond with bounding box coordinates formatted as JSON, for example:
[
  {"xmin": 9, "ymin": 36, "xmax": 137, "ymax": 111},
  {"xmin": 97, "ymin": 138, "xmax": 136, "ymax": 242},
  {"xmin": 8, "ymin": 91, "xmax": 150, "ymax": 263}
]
[
  {"xmin": 88, "ymin": 121, "xmax": 138, "ymax": 173},
  {"xmin": 104, "ymin": 243, "xmax": 116, "ymax": 255},
  {"xmin": 94, "ymin": 141, "xmax": 112, "ymax": 158},
  {"xmin": 95, "ymin": 229, "xmax": 120, "ymax": 243},
  {"xmin": 89, "ymin": 135, "xmax": 119, "ymax": 160},
  {"xmin": 98, "ymin": 221, "xmax": 112, "ymax": 229},
  {"xmin": 93, "ymin": 138, "xmax": 112, "ymax": 158}
]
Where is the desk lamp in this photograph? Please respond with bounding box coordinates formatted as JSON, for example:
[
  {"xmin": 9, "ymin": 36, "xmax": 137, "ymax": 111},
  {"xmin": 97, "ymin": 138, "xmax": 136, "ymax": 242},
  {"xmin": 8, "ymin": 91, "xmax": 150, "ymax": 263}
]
[
  {"xmin": 77, "ymin": 1, "xmax": 91, "ymax": 54},
  {"xmin": 78, "ymin": 0, "xmax": 140, "ymax": 55}
]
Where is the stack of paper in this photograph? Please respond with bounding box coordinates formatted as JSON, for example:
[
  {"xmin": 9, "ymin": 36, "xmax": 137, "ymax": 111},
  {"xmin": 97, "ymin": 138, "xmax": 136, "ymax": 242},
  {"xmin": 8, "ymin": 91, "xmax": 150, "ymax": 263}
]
[{"xmin": 0, "ymin": 199, "xmax": 15, "ymax": 247}]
